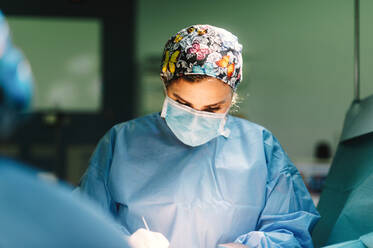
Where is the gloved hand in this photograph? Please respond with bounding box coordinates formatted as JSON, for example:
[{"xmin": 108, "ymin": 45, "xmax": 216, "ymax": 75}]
[{"xmin": 128, "ymin": 228, "xmax": 170, "ymax": 248}]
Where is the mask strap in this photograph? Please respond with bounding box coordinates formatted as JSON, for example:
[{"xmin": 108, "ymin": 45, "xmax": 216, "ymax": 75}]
[
  {"xmin": 218, "ymin": 98, "xmax": 232, "ymax": 138},
  {"xmin": 161, "ymin": 97, "xmax": 168, "ymax": 118},
  {"xmin": 218, "ymin": 117, "xmax": 231, "ymax": 138},
  {"xmin": 160, "ymin": 84, "xmax": 169, "ymax": 118}
]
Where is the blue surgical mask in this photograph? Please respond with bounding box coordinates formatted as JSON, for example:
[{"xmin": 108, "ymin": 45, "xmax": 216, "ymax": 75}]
[{"xmin": 161, "ymin": 96, "xmax": 230, "ymax": 147}]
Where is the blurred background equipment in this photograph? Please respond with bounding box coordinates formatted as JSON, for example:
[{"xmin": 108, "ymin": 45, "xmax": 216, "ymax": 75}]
[
  {"xmin": 312, "ymin": 0, "xmax": 373, "ymax": 246},
  {"xmin": 0, "ymin": 0, "xmax": 137, "ymax": 184},
  {"xmin": 296, "ymin": 141, "xmax": 332, "ymax": 205}
]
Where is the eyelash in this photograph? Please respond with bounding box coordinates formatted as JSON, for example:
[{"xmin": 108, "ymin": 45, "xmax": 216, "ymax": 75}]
[
  {"xmin": 176, "ymin": 100, "xmax": 221, "ymax": 112},
  {"xmin": 176, "ymin": 100, "xmax": 191, "ymax": 107},
  {"xmin": 204, "ymin": 107, "xmax": 221, "ymax": 113}
]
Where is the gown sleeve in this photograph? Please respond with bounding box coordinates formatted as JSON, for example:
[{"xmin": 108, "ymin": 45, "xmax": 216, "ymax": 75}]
[
  {"xmin": 234, "ymin": 131, "xmax": 320, "ymax": 248},
  {"xmin": 77, "ymin": 127, "xmax": 131, "ymax": 236}
]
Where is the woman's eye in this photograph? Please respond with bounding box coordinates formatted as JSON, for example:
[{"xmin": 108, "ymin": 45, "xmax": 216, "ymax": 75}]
[
  {"xmin": 176, "ymin": 100, "xmax": 190, "ymax": 107},
  {"xmin": 204, "ymin": 107, "xmax": 221, "ymax": 113}
]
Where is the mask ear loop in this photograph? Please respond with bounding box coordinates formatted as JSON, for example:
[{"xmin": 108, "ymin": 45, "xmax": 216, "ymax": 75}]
[
  {"xmin": 218, "ymin": 117, "xmax": 231, "ymax": 138},
  {"xmin": 218, "ymin": 90, "xmax": 235, "ymax": 138},
  {"xmin": 161, "ymin": 97, "xmax": 168, "ymax": 118},
  {"xmin": 160, "ymin": 83, "xmax": 169, "ymax": 118}
]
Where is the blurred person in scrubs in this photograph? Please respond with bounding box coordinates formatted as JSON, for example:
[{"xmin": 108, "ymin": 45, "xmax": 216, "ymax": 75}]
[
  {"xmin": 0, "ymin": 10, "xmax": 129, "ymax": 248},
  {"xmin": 77, "ymin": 24, "xmax": 320, "ymax": 248}
]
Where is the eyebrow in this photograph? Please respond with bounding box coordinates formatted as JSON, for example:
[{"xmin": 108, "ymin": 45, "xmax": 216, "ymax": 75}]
[{"xmin": 173, "ymin": 93, "xmax": 227, "ymax": 108}]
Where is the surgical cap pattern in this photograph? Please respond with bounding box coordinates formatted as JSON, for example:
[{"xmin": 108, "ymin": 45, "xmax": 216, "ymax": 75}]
[{"xmin": 160, "ymin": 24, "xmax": 243, "ymax": 90}]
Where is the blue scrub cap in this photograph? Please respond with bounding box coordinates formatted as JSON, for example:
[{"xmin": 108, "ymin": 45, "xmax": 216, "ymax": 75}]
[
  {"xmin": 160, "ymin": 24, "xmax": 243, "ymax": 91},
  {"xmin": 0, "ymin": 11, "xmax": 33, "ymax": 112}
]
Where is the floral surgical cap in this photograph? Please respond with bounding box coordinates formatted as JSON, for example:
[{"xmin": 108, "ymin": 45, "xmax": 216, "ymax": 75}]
[{"xmin": 160, "ymin": 24, "xmax": 243, "ymax": 91}]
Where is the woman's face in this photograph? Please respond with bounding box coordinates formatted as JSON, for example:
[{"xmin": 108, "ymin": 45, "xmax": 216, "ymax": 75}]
[{"xmin": 166, "ymin": 77, "xmax": 233, "ymax": 113}]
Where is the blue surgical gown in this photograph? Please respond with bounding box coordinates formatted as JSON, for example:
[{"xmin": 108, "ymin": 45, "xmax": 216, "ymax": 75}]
[
  {"xmin": 0, "ymin": 158, "xmax": 128, "ymax": 248},
  {"xmin": 78, "ymin": 113, "xmax": 320, "ymax": 247}
]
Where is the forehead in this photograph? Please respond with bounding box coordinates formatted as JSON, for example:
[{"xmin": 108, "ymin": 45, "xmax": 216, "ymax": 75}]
[{"xmin": 167, "ymin": 77, "xmax": 232, "ymax": 104}]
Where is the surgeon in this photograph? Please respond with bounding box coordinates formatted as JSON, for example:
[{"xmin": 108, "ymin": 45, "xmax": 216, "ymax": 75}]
[
  {"xmin": 77, "ymin": 24, "xmax": 320, "ymax": 248},
  {"xmin": 0, "ymin": 10, "xmax": 129, "ymax": 247}
]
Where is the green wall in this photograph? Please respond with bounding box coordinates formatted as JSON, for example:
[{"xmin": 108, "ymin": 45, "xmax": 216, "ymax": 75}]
[
  {"xmin": 7, "ymin": 17, "xmax": 101, "ymax": 112},
  {"xmin": 136, "ymin": 0, "xmax": 373, "ymax": 161}
]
